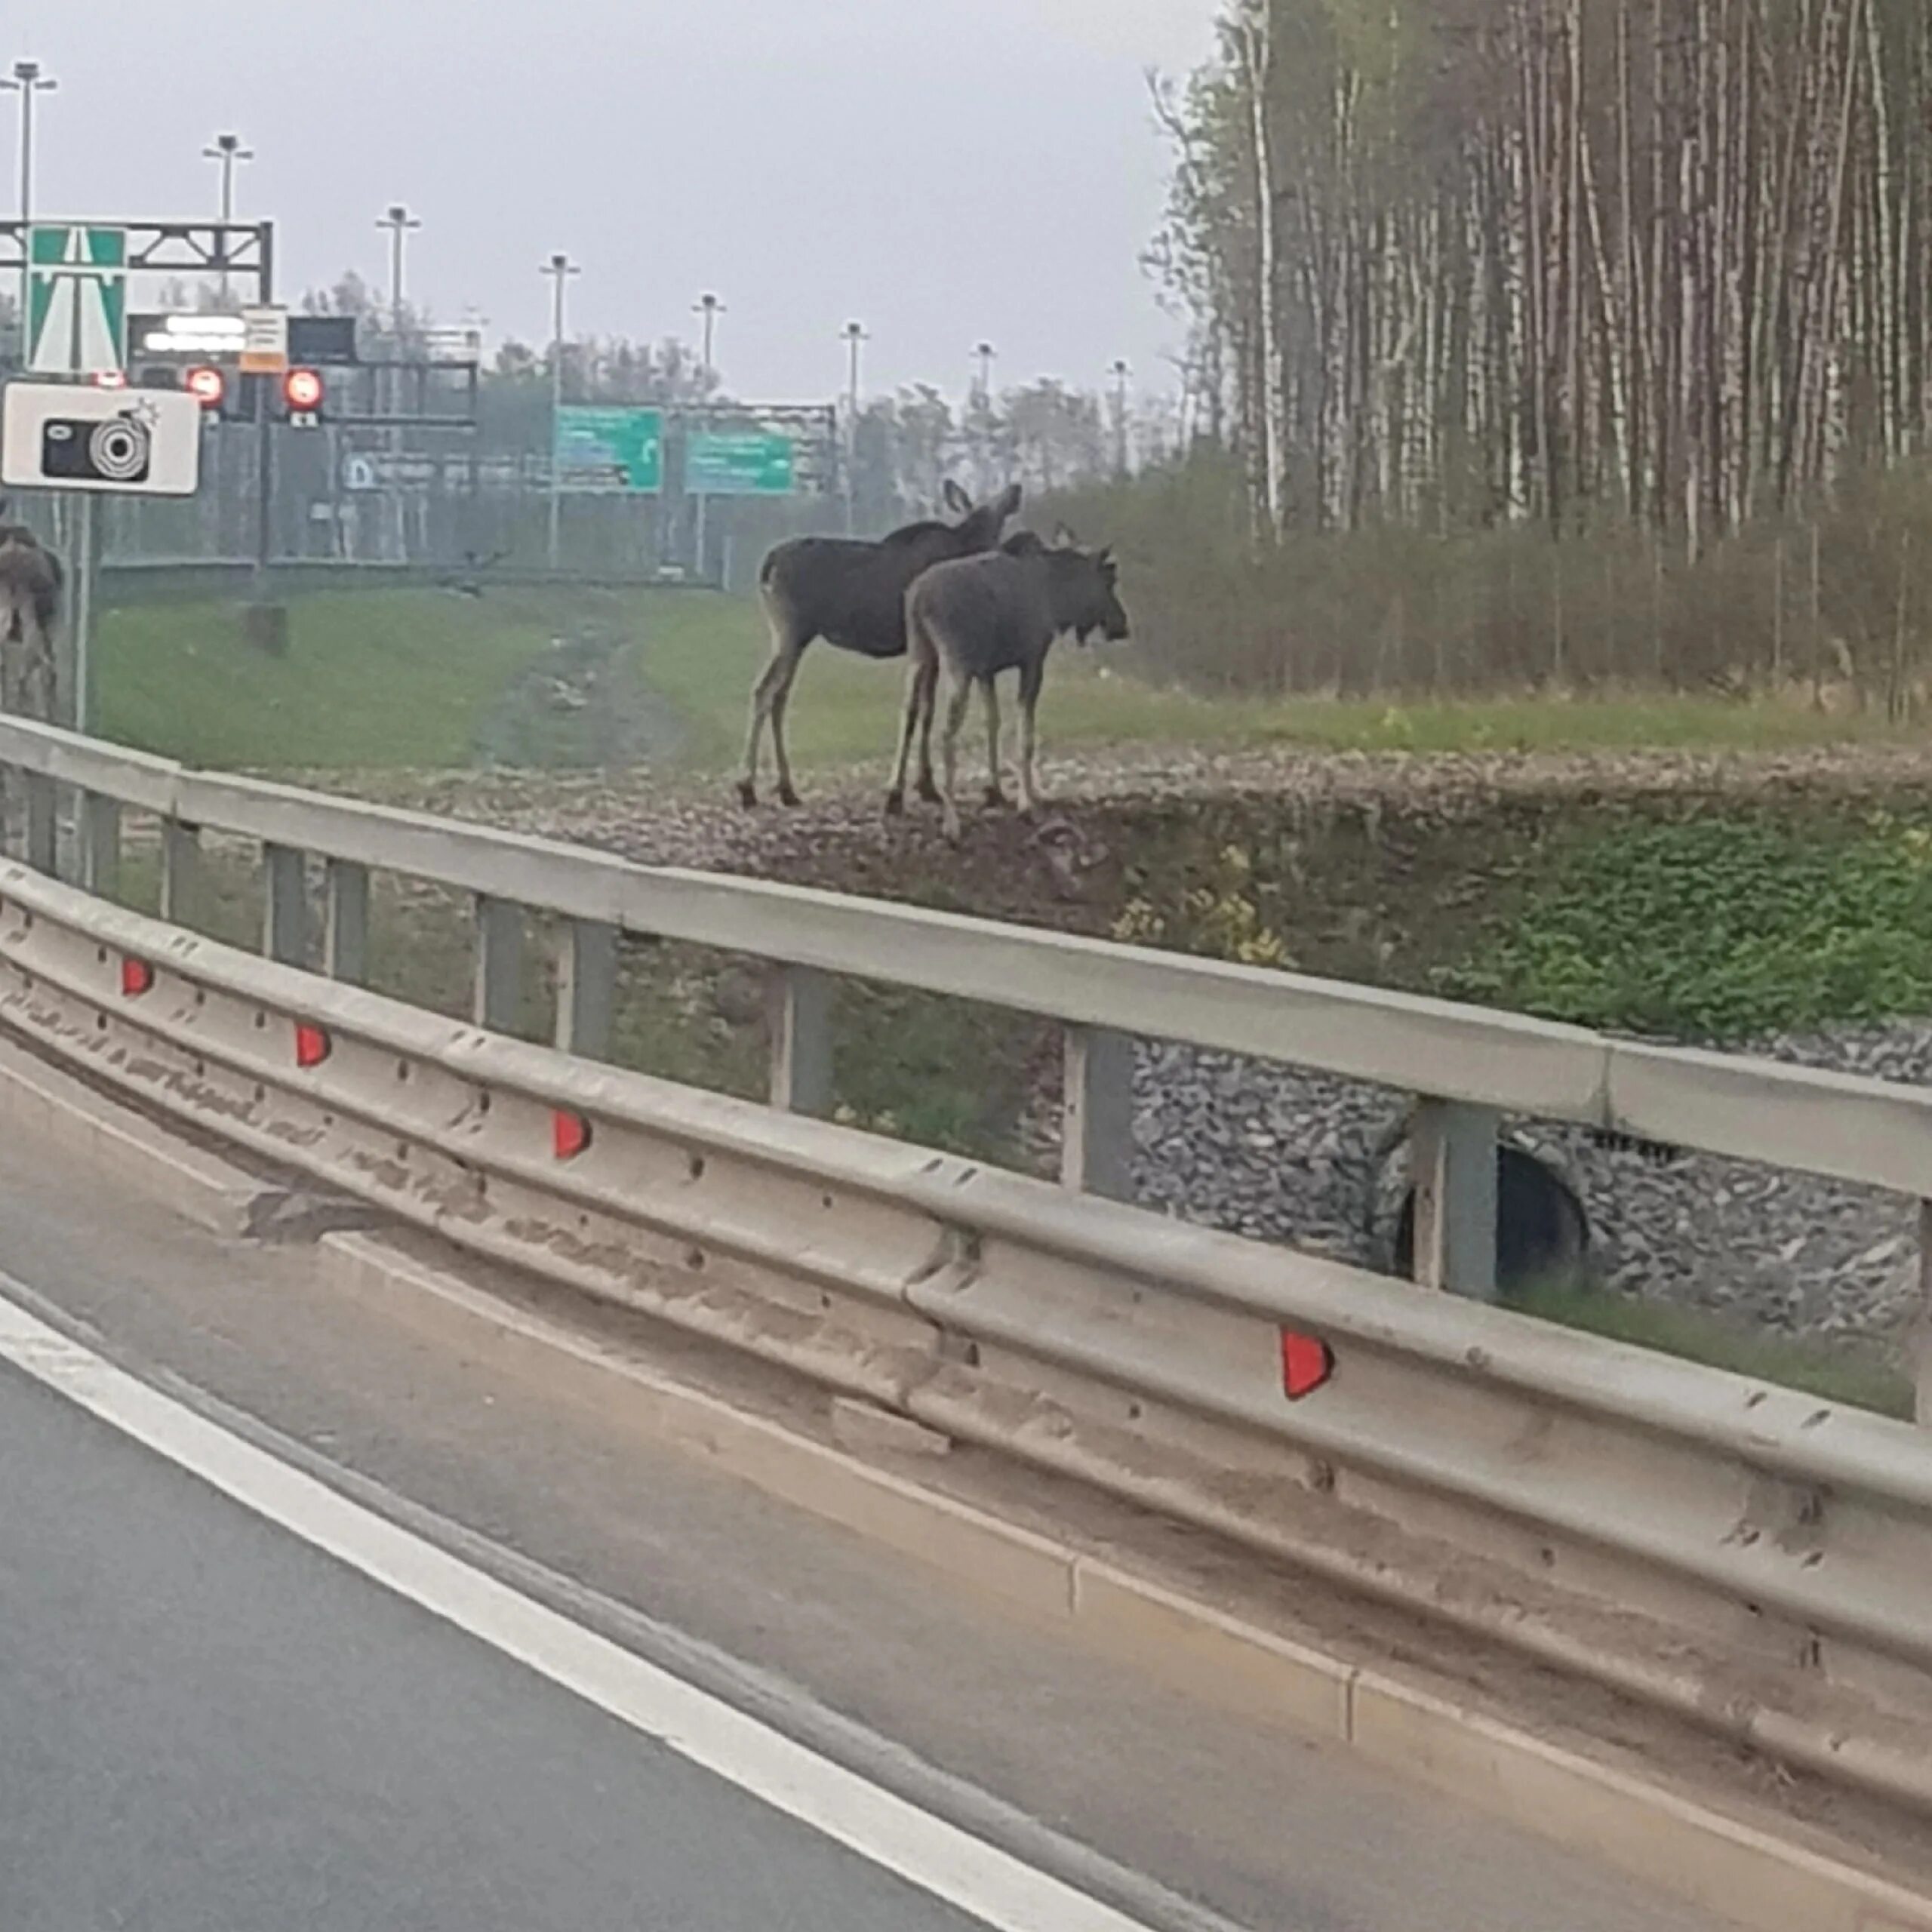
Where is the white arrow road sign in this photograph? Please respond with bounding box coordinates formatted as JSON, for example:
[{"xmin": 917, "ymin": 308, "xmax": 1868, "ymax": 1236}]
[{"xmin": 26, "ymin": 226, "xmax": 129, "ymax": 376}]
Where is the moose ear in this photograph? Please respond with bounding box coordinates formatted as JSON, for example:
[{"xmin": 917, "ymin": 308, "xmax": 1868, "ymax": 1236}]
[
  {"xmin": 1097, "ymin": 547, "xmax": 1115, "ymax": 567},
  {"xmin": 943, "ymin": 479, "xmax": 972, "ymax": 515},
  {"xmin": 997, "ymin": 482, "xmax": 1023, "ymax": 516}
]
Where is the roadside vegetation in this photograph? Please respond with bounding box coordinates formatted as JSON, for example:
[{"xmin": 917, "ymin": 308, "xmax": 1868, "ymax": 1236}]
[
  {"xmin": 94, "ymin": 585, "xmax": 1932, "ymax": 1420},
  {"xmin": 97, "ymin": 583, "xmax": 1912, "ymax": 779}
]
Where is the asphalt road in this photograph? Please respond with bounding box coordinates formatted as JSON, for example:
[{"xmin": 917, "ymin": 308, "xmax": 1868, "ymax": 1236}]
[
  {"xmin": 0, "ymin": 1352, "xmax": 1012, "ymax": 1932},
  {"xmin": 0, "ymin": 1072, "xmax": 1740, "ymax": 1932}
]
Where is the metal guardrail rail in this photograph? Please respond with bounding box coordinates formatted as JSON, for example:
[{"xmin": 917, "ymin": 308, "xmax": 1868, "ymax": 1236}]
[{"xmin": 0, "ymin": 713, "xmax": 1928, "ymax": 1815}]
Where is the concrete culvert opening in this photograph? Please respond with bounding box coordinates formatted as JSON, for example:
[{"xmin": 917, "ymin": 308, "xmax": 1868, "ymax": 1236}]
[{"xmin": 1392, "ymin": 1145, "xmax": 1590, "ymax": 1300}]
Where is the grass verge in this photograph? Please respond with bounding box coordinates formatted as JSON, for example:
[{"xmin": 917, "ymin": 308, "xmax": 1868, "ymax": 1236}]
[{"xmin": 96, "ymin": 584, "xmax": 1909, "ymax": 778}]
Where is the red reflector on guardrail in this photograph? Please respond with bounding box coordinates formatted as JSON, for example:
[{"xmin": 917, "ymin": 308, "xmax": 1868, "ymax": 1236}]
[
  {"xmin": 120, "ymin": 958, "xmax": 154, "ymax": 998},
  {"xmin": 294, "ymin": 1023, "xmax": 332, "ymax": 1069},
  {"xmin": 1281, "ymin": 1331, "xmax": 1334, "ymax": 1401},
  {"xmin": 552, "ymin": 1110, "xmax": 592, "ymax": 1161}
]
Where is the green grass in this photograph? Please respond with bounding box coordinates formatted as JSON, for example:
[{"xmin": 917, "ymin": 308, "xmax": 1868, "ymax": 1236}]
[
  {"xmin": 94, "ymin": 589, "xmax": 591, "ymax": 770},
  {"xmin": 1443, "ymin": 805, "xmax": 1932, "ymax": 1040},
  {"xmin": 629, "ymin": 592, "xmax": 1902, "ymax": 770},
  {"xmin": 1513, "ymin": 1281, "xmax": 1916, "ymax": 1420},
  {"xmin": 97, "ymin": 583, "xmax": 1905, "ymax": 777}
]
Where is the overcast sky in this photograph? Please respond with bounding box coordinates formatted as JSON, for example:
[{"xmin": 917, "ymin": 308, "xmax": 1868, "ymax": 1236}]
[{"xmin": 21, "ymin": 0, "xmax": 1218, "ymax": 405}]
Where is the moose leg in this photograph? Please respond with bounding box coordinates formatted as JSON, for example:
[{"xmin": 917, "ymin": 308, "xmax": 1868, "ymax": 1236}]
[
  {"xmin": 938, "ymin": 674, "xmax": 974, "ymax": 844},
  {"xmin": 981, "ymin": 677, "xmax": 1010, "ymax": 809},
  {"xmin": 885, "ymin": 657, "xmax": 933, "ymax": 816},
  {"xmin": 740, "ymin": 651, "xmax": 785, "ymax": 808},
  {"xmin": 768, "ymin": 662, "xmax": 804, "ymax": 808},
  {"xmin": 1017, "ymin": 660, "xmax": 1045, "ymax": 817},
  {"xmin": 743, "ymin": 641, "xmax": 809, "ymax": 810},
  {"xmin": 914, "ymin": 671, "xmax": 943, "ymax": 804}
]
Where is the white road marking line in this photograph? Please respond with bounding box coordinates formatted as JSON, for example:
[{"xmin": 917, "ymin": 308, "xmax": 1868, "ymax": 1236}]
[{"xmin": 0, "ymin": 1289, "xmax": 1162, "ymax": 1932}]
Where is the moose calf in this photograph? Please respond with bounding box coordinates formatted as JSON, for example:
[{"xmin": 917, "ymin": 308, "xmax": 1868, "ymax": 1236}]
[{"xmin": 887, "ymin": 530, "xmax": 1128, "ymax": 841}]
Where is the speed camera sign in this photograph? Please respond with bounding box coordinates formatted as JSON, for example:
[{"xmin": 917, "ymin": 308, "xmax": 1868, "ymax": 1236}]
[{"xmin": 1, "ymin": 380, "xmax": 202, "ymax": 496}]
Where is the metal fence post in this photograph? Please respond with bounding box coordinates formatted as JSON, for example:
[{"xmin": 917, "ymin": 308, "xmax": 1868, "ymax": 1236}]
[
  {"xmin": 555, "ymin": 918, "xmax": 616, "ymax": 1060},
  {"xmin": 1412, "ymin": 1100, "xmax": 1500, "ymax": 1301},
  {"xmin": 324, "ymin": 859, "xmax": 369, "ymax": 985},
  {"xmin": 262, "ymin": 843, "xmax": 309, "ymax": 968},
  {"xmin": 1918, "ymin": 1202, "xmax": 1931, "ymax": 1431},
  {"xmin": 1062, "ymin": 1024, "xmax": 1136, "ymax": 1201},
  {"xmin": 23, "ymin": 774, "xmax": 55, "ymax": 876},
  {"xmin": 768, "ymin": 964, "xmax": 833, "ymax": 1117},
  {"xmin": 472, "ymin": 895, "xmax": 524, "ymax": 1033},
  {"xmin": 159, "ymin": 820, "xmax": 202, "ymax": 928},
  {"xmin": 78, "ymin": 792, "xmax": 120, "ymax": 900}
]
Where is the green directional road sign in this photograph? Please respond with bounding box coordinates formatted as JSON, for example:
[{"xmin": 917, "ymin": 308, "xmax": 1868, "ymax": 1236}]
[
  {"xmin": 27, "ymin": 226, "xmax": 128, "ymax": 376},
  {"xmin": 553, "ymin": 405, "xmax": 663, "ymax": 494},
  {"xmin": 687, "ymin": 427, "xmax": 797, "ymax": 497}
]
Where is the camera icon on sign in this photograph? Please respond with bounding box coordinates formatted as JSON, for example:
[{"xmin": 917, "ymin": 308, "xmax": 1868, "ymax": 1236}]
[{"xmin": 42, "ymin": 410, "xmax": 152, "ymax": 486}]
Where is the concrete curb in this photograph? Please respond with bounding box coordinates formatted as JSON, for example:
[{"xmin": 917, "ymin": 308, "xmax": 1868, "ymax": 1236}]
[
  {"xmin": 0, "ymin": 1035, "xmax": 266, "ymax": 1238},
  {"xmin": 319, "ymin": 1225, "xmax": 1932, "ymax": 1932}
]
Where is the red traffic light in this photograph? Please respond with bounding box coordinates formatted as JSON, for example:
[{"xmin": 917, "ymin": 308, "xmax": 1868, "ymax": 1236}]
[
  {"xmin": 184, "ymin": 365, "xmax": 227, "ymax": 410},
  {"xmin": 283, "ymin": 367, "xmax": 325, "ymax": 415}
]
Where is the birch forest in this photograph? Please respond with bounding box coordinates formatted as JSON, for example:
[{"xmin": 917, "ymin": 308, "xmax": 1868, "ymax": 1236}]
[{"xmin": 1137, "ymin": 0, "xmax": 1932, "ymax": 700}]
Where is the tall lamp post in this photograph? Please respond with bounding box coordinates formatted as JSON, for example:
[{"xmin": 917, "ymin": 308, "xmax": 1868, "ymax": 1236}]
[
  {"xmin": 842, "ymin": 321, "xmax": 868, "ymax": 535},
  {"xmin": 691, "ymin": 293, "xmax": 725, "ymax": 580},
  {"xmin": 542, "ymin": 251, "xmax": 580, "ymax": 571},
  {"xmin": 377, "ymin": 202, "xmax": 422, "ymax": 328},
  {"xmin": 203, "ymin": 132, "xmax": 254, "ymax": 300},
  {"xmin": 3, "ymin": 61, "xmax": 57, "ymax": 338}
]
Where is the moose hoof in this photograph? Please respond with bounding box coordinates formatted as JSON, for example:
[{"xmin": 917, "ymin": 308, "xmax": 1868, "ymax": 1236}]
[
  {"xmin": 915, "ymin": 777, "xmax": 943, "ymax": 806},
  {"xmin": 983, "ymin": 785, "xmax": 1013, "ymax": 811},
  {"xmin": 883, "ymin": 790, "xmax": 906, "ymax": 819},
  {"xmin": 777, "ymin": 783, "xmax": 803, "ymax": 809},
  {"xmin": 736, "ymin": 781, "xmax": 759, "ymax": 810},
  {"xmin": 943, "ymin": 817, "xmax": 964, "ymax": 847}
]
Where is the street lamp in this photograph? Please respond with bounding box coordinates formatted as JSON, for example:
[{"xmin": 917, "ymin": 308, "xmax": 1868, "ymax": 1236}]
[
  {"xmin": 974, "ymin": 340, "xmax": 996, "ymax": 405},
  {"xmin": 203, "ymin": 133, "xmax": 254, "ymax": 300},
  {"xmin": 1110, "ymin": 358, "xmax": 1132, "ymax": 477},
  {"xmin": 377, "ymin": 203, "xmax": 422, "ymax": 328},
  {"xmin": 204, "ymin": 133, "xmax": 254, "ymax": 223},
  {"xmin": 693, "ymin": 292, "xmax": 724, "ymax": 383},
  {"xmin": 841, "ymin": 321, "xmax": 869, "ymax": 535},
  {"xmin": 542, "ymin": 251, "xmax": 580, "ymax": 572},
  {"xmin": 3, "ymin": 61, "xmax": 57, "ymax": 334},
  {"xmin": 690, "ymin": 294, "xmax": 727, "ymax": 580}
]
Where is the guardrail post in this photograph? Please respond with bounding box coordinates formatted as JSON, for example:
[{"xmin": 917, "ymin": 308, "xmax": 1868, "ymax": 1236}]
[
  {"xmin": 1918, "ymin": 1202, "xmax": 1931, "ymax": 1431},
  {"xmin": 1063, "ymin": 1025, "xmax": 1137, "ymax": 1201},
  {"xmin": 159, "ymin": 820, "xmax": 202, "ymax": 928},
  {"xmin": 262, "ymin": 843, "xmax": 309, "ymax": 968},
  {"xmin": 555, "ymin": 918, "xmax": 616, "ymax": 1060},
  {"xmin": 52, "ymin": 786, "xmax": 82, "ymax": 886},
  {"xmin": 78, "ymin": 792, "xmax": 120, "ymax": 900},
  {"xmin": 23, "ymin": 773, "xmax": 56, "ymax": 876},
  {"xmin": 472, "ymin": 895, "xmax": 525, "ymax": 1033},
  {"xmin": 768, "ymin": 964, "xmax": 833, "ymax": 1117},
  {"xmin": 323, "ymin": 859, "xmax": 369, "ymax": 986},
  {"xmin": 1412, "ymin": 1100, "xmax": 1500, "ymax": 1301}
]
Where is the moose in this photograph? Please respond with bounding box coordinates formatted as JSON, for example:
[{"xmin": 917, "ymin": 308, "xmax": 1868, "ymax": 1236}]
[
  {"xmin": 0, "ymin": 500, "xmax": 63, "ymax": 722},
  {"xmin": 887, "ymin": 528, "xmax": 1128, "ymax": 841},
  {"xmin": 740, "ymin": 479, "xmax": 1023, "ymax": 808}
]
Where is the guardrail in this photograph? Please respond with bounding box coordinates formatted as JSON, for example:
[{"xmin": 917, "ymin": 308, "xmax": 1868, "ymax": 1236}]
[{"xmin": 0, "ymin": 712, "xmax": 1928, "ymax": 1816}]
